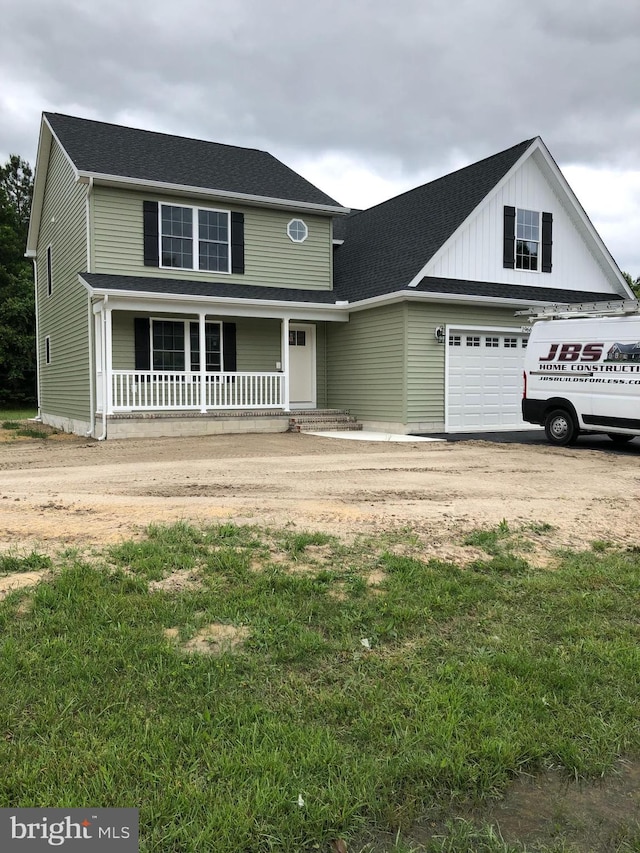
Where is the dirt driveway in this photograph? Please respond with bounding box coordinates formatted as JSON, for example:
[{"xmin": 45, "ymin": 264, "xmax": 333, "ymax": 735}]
[
  {"xmin": 2, "ymin": 428, "xmax": 640, "ymax": 850},
  {"xmin": 1, "ymin": 430, "xmax": 639, "ymax": 558}
]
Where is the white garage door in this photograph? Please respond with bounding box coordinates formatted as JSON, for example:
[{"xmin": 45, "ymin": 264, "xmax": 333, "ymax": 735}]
[{"xmin": 446, "ymin": 329, "xmax": 529, "ymax": 432}]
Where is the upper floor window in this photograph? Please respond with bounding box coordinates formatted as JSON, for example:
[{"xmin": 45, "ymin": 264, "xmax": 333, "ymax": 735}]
[
  {"xmin": 161, "ymin": 204, "xmax": 230, "ymax": 273},
  {"xmin": 144, "ymin": 201, "xmax": 244, "ymax": 274},
  {"xmin": 287, "ymin": 219, "xmax": 308, "ymax": 243},
  {"xmin": 503, "ymin": 206, "xmax": 553, "ymax": 274},
  {"xmin": 516, "ymin": 208, "xmax": 539, "ymax": 271}
]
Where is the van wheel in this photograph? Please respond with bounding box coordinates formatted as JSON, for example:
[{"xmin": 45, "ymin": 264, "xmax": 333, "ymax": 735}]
[
  {"xmin": 607, "ymin": 433, "xmax": 634, "ymax": 445},
  {"xmin": 544, "ymin": 409, "xmax": 578, "ymax": 446}
]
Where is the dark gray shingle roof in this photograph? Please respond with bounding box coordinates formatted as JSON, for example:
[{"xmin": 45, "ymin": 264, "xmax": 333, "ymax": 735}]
[
  {"xmin": 81, "ymin": 273, "xmax": 342, "ymax": 304},
  {"xmin": 81, "ymin": 273, "xmax": 620, "ymax": 309},
  {"xmin": 45, "ymin": 113, "xmax": 343, "ymax": 208},
  {"xmin": 333, "ymin": 139, "xmax": 535, "ymax": 300},
  {"xmin": 414, "ymin": 277, "xmax": 622, "ymax": 305}
]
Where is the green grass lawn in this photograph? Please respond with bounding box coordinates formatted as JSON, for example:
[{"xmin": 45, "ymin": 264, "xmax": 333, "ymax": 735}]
[
  {"xmin": 0, "ymin": 522, "xmax": 639, "ymax": 852},
  {"xmin": 1, "ymin": 408, "xmax": 56, "ymax": 439},
  {"xmin": 0, "ymin": 407, "xmax": 37, "ymax": 421}
]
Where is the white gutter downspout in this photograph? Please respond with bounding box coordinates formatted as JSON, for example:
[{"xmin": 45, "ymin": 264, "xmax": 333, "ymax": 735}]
[
  {"xmin": 86, "ymin": 178, "xmax": 95, "ymax": 437},
  {"xmin": 97, "ymin": 295, "xmax": 109, "ymax": 440},
  {"xmin": 86, "ymin": 295, "xmax": 95, "ymax": 437},
  {"xmin": 32, "ymin": 258, "xmax": 42, "ymax": 421}
]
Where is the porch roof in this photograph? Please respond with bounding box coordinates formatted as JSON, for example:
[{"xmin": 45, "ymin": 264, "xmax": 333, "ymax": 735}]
[
  {"xmin": 413, "ymin": 276, "xmax": 623, "ymax": 305},
  {"xmin": 81, "ymin": 273, "xmax": 344, "ymax": 305}
]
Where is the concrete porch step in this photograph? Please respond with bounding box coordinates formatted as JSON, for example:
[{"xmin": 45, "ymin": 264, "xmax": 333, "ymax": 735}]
[{"xmin": 289, "ymin": 410, "xmax": 362, "ymax": 433}]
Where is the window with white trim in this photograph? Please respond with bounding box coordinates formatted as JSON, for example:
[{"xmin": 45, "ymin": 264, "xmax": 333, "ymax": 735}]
[
  {"xmin": 160, "ymin": 204, "xmax": 230, "ymax": 272},
  {"xmin": 516, "ymin": 208, "xmax": 540, "ymax": 271},
  {"xmin": 152, "ymin": 320, "xmax": 221, "ymax": 372},
  {"xmin": 448, "ymin": 334, "xmax": 461, "ymax": 347},
  {"xmin": 287, "ymin": 219, "xmax": 308, "ymax": 243},
  {"xmin": 466, "ymin": 336, "xmax": 480, "ymax": 347},
  {"xmin": 485, "ymin": 337, "xmax": 499, "ymax": 348},
  {"xmin": 504, "ymin": 337, "xmax": 518, "ymax": 348},
  {"xmin": 45, "ymin": 336, "xmax": 51, "ymax": 365}
]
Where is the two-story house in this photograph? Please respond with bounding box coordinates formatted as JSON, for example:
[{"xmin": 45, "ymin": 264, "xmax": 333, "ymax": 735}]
[{"xmin": 26, "ymin": 113, "xmax": 631, "ymax": 438}]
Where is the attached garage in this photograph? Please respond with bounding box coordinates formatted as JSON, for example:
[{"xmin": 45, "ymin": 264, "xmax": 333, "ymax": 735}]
[{"xmin": 445, "ymin": 326, "xmax": 529, "ymax": 432}]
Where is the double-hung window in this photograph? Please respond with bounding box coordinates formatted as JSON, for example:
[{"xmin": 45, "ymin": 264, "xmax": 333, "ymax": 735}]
[
  {"xmin": 515, "ymin": 208, "xmax": 540, "ymax": 271},
  {"xmin": 152, "ymin": 319, "xmax": 221, "ymax": 372},
  {"xmin": 503, "ymin": 205, "xmax": 552, "ymax": 273},
  {"xmin": 160, "ymin": 205, "xmax": 230, "ymax": 273}
]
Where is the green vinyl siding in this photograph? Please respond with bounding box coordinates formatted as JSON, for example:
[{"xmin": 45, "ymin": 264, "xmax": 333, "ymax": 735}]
[
  {"xmin": 314, "ymin": 322, "xmax": 328, "ymax": 408},
  {"xmin": 406, "ymin": 303, "xmax": 525, "ymax": 425},
  {"xmin": 92, "ymin": 187, "xmax": 332, "ymax": 290},
  {"xmin": 36, "ymin": 140, "xmax": 90, "ymax": 420},
  {"xmin": 326, "ymin": 304, "xmax": 406, "ymax": 420}
]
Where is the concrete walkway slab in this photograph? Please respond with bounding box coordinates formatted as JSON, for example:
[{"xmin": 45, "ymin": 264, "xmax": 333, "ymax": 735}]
[{"xmin": 304, "ymin": 431, "xmax": 443, "ymax": 443}]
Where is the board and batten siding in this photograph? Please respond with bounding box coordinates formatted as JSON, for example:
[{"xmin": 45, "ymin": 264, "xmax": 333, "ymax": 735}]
[
  {"xmin": 406, "ymin": 303, "xmax": 526, "ymax": 430},
  {"xmin": 425, "ymin": 151, "xmax": 619, "ymax": 294},
  {"xmin": 91, "ymin": 186, "xmax": 333, "ymax": 290},
  {"xmin": 326, "ymin": 304, "xmax": 406, "ymax": 421},
  {"xmin": 36, "ymin": 139, "xmax": 90, "ymax": 423}
]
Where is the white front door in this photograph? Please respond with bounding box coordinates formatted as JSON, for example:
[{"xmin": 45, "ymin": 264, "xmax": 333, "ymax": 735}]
[
  {"xmin": 446, "ymin": 328, "xmax": 529, "ymax": 431},
  {"xmin": 289, "ymin": 324, "xmax": 316, "ymax": 408}
]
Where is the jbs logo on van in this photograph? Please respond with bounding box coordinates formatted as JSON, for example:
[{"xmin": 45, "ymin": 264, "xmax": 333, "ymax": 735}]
[
  {"xmin": 540, "ymin": 343, "xmax": 603, "ymax": 362},
  {"xmin": 536, "ymin": 341, "xmax": 640, "ymax": 374}
]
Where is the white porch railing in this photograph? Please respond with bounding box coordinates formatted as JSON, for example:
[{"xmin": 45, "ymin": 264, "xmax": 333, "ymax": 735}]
[{"xmin": 109, "ymin": 371, "xmax": 284, "ymax": 412}]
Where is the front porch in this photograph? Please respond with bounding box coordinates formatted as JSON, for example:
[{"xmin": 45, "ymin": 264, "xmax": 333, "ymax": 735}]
[{"xmin": 87, "ymin": 282, "xmax": 350, "ymax": 438}]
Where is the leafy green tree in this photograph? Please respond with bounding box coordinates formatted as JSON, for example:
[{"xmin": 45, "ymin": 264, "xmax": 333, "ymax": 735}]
[
  {"xmin": 622, "ymin": 271, "xmax": 640, "ymax": 298},
  {"xmin": 0, "ymin": 155, "xmax": 35, "ymax": 406}
]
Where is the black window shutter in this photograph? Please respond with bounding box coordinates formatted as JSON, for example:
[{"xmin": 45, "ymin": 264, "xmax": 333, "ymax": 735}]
[
  {"xmin": 143, "ymin": 201, "xmax": 159, "ymax": 267},
  {"xmin": 223, "ymin": 322, "xmax": 237, "ymax": 372},
  {"xmin": 541, "ymin": 211, "xmax": 553, "ymax": 273},
  {"xmin": 503, "ymin": 206, "xmax": 515, "ymax": 269},
  {"xmin": 134, "ymin": 318, "xmax": 151, "ymax": 370},
  {"xmin": 231, "ymin": 212, "xmax": 245, "ymax": 274}
]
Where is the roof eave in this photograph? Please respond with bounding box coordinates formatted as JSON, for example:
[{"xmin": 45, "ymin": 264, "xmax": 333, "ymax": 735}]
[
  {"xmin": 76, "ymin": 172, "xmax": 350, "ymax": 215},
  {"xmin": 346, "ymin": 289, "xmax": 560, "ymax": 313},
  {"xmin": 78, "ymin": 275, "xmax": 351, "ymax": 321}
]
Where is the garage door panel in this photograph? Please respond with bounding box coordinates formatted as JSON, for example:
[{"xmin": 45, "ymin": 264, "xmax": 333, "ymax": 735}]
[{"xmin": 446, "ymin": 329, "xmax": 528, "ymax": 432}]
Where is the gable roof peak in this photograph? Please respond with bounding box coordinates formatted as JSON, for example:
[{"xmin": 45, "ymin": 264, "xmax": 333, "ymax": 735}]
[{"xmin": 333, "ymin": 137, "xmax": 538, "ymax": 301}]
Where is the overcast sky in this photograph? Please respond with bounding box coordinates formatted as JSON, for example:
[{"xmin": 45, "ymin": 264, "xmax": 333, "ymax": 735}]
[{"xmin": 1, "ymin": 0, "xmax": 639, "ymax": 275}]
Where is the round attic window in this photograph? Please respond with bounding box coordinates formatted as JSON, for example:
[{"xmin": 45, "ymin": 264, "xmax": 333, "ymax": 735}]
[{"xmin": 287, "ymin": 219, "xmax": 308, "ymax": 243}]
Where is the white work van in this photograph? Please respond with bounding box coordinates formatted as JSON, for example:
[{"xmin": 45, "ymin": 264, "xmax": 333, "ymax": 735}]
[{"xmin": 520, "ymin": 301, "xmax": 640, "ymax": 446}]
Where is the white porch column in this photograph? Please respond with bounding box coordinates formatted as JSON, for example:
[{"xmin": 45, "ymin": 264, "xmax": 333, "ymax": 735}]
[
  {"xmin": 105, "ymin": 305, "xmax": 114, "ymax": 415},
  {"xmin": 199, "ymin": 311, "xmax": 207, "ymax": 412},
  {"xmin": 281, "ymin": 316, "xmax": 290, "ymax": 411}
]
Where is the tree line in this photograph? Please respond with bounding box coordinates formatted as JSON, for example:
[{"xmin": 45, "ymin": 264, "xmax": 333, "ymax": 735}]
[
  {"xmin": 0, "ymin": 155, "xmax": 35, "ymax": 406},
  {"xmin": 0, "ymin": 154, "xmax": 639, "ymax": 408}
]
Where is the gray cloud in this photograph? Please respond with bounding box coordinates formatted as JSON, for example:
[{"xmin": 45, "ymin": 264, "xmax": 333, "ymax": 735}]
[{"xmin": 1, "ymin": 0, "xmax": 639, "ymax": 270}]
